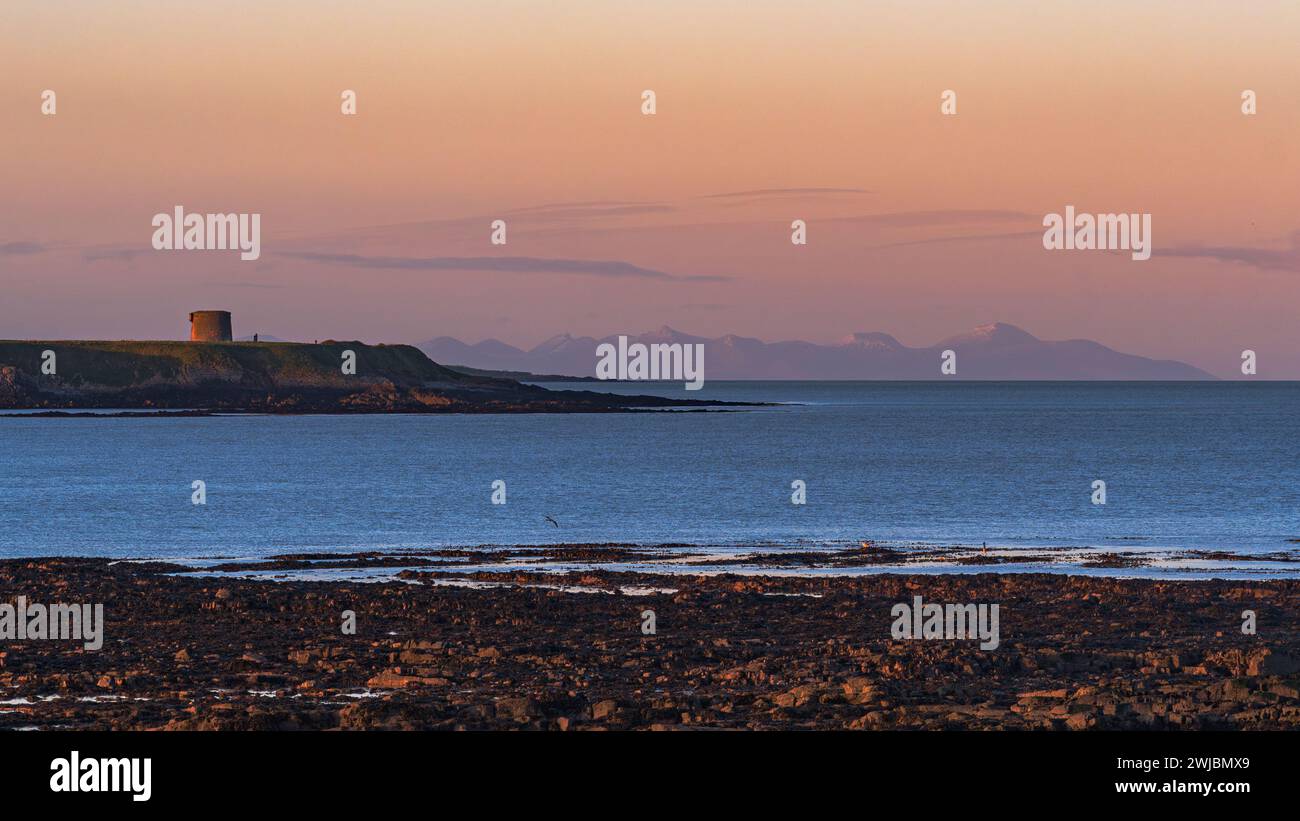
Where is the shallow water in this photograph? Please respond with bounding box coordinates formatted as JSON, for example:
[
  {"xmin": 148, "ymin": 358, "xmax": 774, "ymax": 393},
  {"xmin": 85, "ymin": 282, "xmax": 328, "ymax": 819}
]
[{"xmin": 3, "ymin": 382, "xmax": 1299, "ymax": 578}]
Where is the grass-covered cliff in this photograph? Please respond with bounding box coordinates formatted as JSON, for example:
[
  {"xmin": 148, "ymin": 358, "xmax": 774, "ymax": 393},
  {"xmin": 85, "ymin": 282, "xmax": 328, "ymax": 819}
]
[{"xmin": 0, "ymin": 340, "xmax": 701, "ymax": 413}]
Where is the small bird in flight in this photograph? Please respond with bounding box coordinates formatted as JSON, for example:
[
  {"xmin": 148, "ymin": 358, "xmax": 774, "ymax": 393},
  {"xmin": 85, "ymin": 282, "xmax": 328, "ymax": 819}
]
[{"xmin": 544, "ymin": 515, "xmax": 559, "ymax": 528}]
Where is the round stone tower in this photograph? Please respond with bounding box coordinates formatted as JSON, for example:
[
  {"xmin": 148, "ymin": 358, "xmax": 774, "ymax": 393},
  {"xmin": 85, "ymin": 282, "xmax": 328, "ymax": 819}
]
[{"xmin": 189, "ymin": 310, "xmax": 233, "ymax": 342}]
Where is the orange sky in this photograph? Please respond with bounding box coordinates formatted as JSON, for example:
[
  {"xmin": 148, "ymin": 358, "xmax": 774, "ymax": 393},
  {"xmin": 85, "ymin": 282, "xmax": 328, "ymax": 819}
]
[{"xmin": 2, "ymin": 0, "xmax": 1298, "ymax": 376}]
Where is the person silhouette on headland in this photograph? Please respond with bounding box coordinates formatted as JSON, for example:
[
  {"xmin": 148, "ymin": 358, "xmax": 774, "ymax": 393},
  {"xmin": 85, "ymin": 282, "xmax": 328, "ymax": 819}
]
[{"xmin": 253, "ymin": 333, "xmax": 259, "ymax": 342}]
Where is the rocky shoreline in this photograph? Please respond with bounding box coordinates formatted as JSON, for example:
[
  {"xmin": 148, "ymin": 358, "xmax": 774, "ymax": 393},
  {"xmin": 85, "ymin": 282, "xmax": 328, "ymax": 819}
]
[{"xmin": 2, "ymin": 556, "xmax": 1299, "ymax": 730}]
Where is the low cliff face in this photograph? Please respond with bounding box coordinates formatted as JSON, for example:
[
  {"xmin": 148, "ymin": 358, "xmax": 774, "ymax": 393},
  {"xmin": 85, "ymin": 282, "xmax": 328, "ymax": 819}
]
[{"xmin": 0, "ymin": 340, "xmax": 694, "ymax": 413}]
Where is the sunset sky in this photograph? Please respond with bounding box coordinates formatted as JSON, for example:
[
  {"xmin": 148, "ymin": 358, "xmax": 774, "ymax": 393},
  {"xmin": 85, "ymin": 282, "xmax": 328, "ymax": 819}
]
[{"xmin": 2, "ymin": 0, "xmax": 1298, "ymax": 376}]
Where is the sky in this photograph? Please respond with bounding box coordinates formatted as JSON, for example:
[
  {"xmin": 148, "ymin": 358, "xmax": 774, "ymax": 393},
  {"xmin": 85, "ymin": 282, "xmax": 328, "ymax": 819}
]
[{"xmin": 1, "ymin": 0, "xmax": 1298, "ymax": 377}]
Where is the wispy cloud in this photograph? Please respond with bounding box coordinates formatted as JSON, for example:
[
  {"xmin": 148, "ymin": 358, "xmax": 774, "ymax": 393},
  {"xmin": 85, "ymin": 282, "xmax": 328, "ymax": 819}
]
[
  {"xmin": 0, "ymin": 241, "xmax": 48, "ymax": 255},
  {"xmin": 1160, "ymin": 232, "xmax": 1300, "ymax": 272},
  {"xmin": 198, "ymin": 280, "xmax": 286, "ymax": 289},
  {"xmin": 83, "ymin": 248, "xmax": 141, "ymax": 262},
  {"xmin": 279, "ymin": 252, "xmax": 728, "ymax": 282},
  {"xmin": 701, "ymin": 187, "xmax": 871, "ymax": 199},
  {"xmin": 519, "ymin": 205, "xmax": 677, "ymax": 220},
  {"xmin": 865, "ymin": 229, "xmax": 1043, "ymax": 251},
  {"xmin": 827, "ymin": 209, "xmax": 1034, "ymax": 228},
  {"xmin": 508, "ymin": 201, "xmax": 675, "ymax": 218}
]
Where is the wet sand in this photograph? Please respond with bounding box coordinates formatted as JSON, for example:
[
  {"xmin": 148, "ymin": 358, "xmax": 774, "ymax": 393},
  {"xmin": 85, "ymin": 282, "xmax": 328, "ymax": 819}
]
[{"xmin": 2, "ymin": 554, "xmax": 1300, "ymax": 730}]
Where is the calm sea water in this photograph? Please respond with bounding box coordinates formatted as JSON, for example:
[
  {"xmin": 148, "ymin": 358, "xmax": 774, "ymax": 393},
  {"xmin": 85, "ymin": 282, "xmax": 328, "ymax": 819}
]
[{"xmin": 2, "ymin": 382, "xmax": 1299, "ymax": 563}]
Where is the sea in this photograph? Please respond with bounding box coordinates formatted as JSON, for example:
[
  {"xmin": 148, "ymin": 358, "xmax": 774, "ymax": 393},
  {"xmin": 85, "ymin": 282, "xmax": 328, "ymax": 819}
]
[{"xmin": 2, "ymin": 381, "xmax": 1299, "ymax": 579}]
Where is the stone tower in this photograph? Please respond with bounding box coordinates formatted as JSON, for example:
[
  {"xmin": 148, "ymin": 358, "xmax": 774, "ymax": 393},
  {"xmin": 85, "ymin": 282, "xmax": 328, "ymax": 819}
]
[{"xmin": 189, "ymin": 310, "xmax": 233, "ymax": 342}]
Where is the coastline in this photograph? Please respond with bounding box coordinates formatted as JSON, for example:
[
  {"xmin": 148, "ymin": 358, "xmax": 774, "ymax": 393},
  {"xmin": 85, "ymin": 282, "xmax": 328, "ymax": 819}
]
[
  {"xmin": 167, "ymin": 541, "xmax": 1300, "ymax": 582},
  {"xmin": 0, "ymin": 340, "xmax": 751, "ymax": 414},
  {"xmin": 3, "ymin": 555, "xmax": 1299, "ymax": 731}
]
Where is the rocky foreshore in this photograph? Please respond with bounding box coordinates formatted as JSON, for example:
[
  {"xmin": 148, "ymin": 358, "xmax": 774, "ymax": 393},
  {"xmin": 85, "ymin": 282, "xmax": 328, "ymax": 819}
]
[{"xmin": 2, "ymin": 556, "xmax": 1299, "ymax": 731}]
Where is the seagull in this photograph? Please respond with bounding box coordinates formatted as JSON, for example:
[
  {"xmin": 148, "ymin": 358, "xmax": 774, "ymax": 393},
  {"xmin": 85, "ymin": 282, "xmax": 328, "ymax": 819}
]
[{"xmin": 544, "ymin": 515, "xmax": 559, "ymax": 528}]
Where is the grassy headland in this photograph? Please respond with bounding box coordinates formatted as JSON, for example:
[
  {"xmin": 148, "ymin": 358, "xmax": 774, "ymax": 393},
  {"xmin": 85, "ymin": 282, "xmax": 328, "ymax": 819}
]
[{"xmin": 0, "ymin": 340, "xmax": 722, "ymax": 413}]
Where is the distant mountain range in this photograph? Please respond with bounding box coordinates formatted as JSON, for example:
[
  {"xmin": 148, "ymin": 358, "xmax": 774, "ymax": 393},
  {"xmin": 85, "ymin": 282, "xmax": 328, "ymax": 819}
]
[{"xmin": 418, "ymin": 323, "xmax": 1214, "ymax": 380}]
